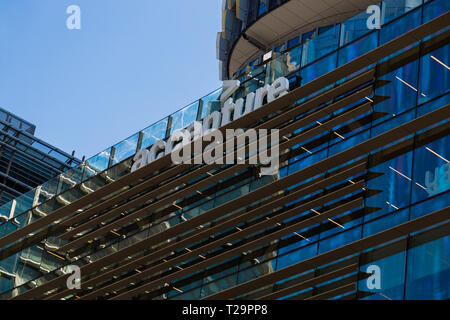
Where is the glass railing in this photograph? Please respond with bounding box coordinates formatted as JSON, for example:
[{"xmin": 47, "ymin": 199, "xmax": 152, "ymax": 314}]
[
  {"xmin": 0, "ymin": 86, "xmax": 225, "ymax": 230},
  {"xmin": 0, "ymin": 0, "xmax": 447, "ymax": 241}
]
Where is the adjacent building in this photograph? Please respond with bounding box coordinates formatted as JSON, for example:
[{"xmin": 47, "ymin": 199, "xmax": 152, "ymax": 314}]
[
  {"xmin": 0, "ymin": 0, "xmax": 448, "ymax": 300},
  {"xmin": 0, "ymin": 107, "xmax": 80, "ymax": 207}
]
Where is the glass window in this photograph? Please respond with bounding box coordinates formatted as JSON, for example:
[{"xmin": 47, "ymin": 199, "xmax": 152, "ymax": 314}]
[
  {"xmin": 359, "ymin": 240, "xmax": 407, "ymax": 300},
  {"xmin": 418, "ymin": 44, "xmax": 450, "ymax": 104},
  {"xmin": 382, "ymin": 0, "xmax": 422, "ymax": 25},
  {"xmin": 339, "ymin": 10, "xmax": 372, "ymax": 46},
  {"xmin": 318, "ymin": 226, "xmax": 362, "ymax": 254},
  {"xmin": 371, "ymin": 109, "xmax": 415, "ymax": 137},
  {"xmin": 411, "ymin": 135, "xmax": 449, "ymax": 204},
  {"xmin": 140, "ymin": 117, "xmax": 169, "ymax": 150},
  {"xmin": 405, "ymin": 232, "xmax": 450, "ymax": 299},
  {"xmin": 416, "ymin": 93, "xmax": 450, "ymax": 117},
  {"xmin": 410, "ymin": 192, "xmax": 450, "ymax": 220},
  {"xmin": 338, "ymin": 31, "xmax": 378, "ymax": 67},
  {"xmin": 277, "ymin": 242, "xmax": 318, "ymax": 271},
  {"xmin": 258, "ymin": 0, "xmax": 267, "ymax": 16},
  {"xmin": 169, "ymin": 101, "xmax": 199, "ymax": 135},
  {"xmin": 329, "ymin": 129, "xmax": 370, "ymax": 157},
  {"xmin": 365, "ymin": 151, "xmax": 413, "ymax": 222},
  {"xmin": 287, "ymin": 36, "xmax": 300, "ymax": 49},
  {"xmin": 274, "ymin": 43, "xmax": 286, "ymax": 54},
  {"xmin": 363, "ymin": 208, "xmax": 409, "ymax": 237},
  {"xmin": 380, "ymin": 6, "xmax": 422, "ymax": 44},
  {"xmin": 265, "ymin": 48, "xmax": 301, "ymax": 84},
  {"xmin": 375, "ymin": 58, "xmax": 420, "ymax": 124},
  {"xmin": 301, "ymin": 25, "xmax": 340, "ymax": 67},
  {"xmin": 300, "ymin": 52, "xmax": 337, "ymax": 85},
  {"xmin": 423, "ymin": 0, "xmax": 450, "ymax": 23}
]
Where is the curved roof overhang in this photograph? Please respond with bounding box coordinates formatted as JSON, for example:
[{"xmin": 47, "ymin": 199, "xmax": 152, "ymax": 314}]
[{"xmin": 228, "ymin": 0, "xmax": 380, "ymax": 78}]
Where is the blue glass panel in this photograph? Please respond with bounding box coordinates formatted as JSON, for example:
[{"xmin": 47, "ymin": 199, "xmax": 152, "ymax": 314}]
[
  {"xmin": 374, "ymin": 59, "xmax": 419, "ymax": 124},
  {"xmin": 365, "ymin": 151, "xmax": 413, "ymax": 222},
  {"xmin": 410, "ymin": 192, "xmax": 450, "ymax": 220},
  {"xmin": 359, "ymin": 247, "xmax": 407, "ymax": 300},
  {"xmin": 288, "ymin": 149, "xmax": 327, "ymax": 177},
  {"xmin": 405, "ymin": 235, "xmax": 450, "ymax": 299},
  {"xmin": 140, "ymin": 117, "xmax": 169, "ymax": 150},
  {"xmin": 338, "ymin": 32, "xmax": 378, "ymax": 67},
  {"xmin": 169, "ymin": 101, "xmax": 199, "ymax": 135},
  {"xmin": 329, "ymin": 130, "xmax": 370, "ymax": 157},
  {"xmin": 382, "ymin": 0, "xmax": 422, "ymax": 25},
  {"xmin": 318, "ymin": 226, "xmax": 362, "ymax": 254},
  {"xmin": 200, "ymin": 89, "xmax": 222, "ymax": 119},
  {"xmin": 363, "ymin": 209, "xmax": 409, "ymax": 237},
  {"xmin": 411, "ymin": 135, "xmax": 449, "ymax": 204},
  {"xmin": 287, "ymin": 36, "xmax": 300, "ymax": 49},
  {"xmin": 112, "ymin": 133, "xmax": 139, "ymax": 164},
  {"xmin": 320, "ymin": 206, "xmax": 363, "ymax": 239},
  {"xmin": 286, "ymin": 45, "xmax": 301, "ymax": 72},
  {"xmin": 419, "ymin": 44, "xmax": 450, "ymax": 104},
  {"xmin": 371, "ymin": 110, "xmax": 415, "ymax": 137},
  {"xmin": 340, "ymin": 10, "xmax": 372, "ymax": 46},
  {"xmin": 380, "ymin": 6, "xmax": 422, "ymax": 44},
  {"xmin": 301, "ymin": 25, "xmax": 340, "ymax": 67},
  {"xmin": 258, "ymin": 0, "xmax": 267, "ymax": 16},
  {"xmin": 266, "ymin": 50, "xmax": 301, "ymax": 84},
  {"xmin": 85, "ymin": 148, "xmax": 111, "ymax": 173},
  {"xmin": 423, "ymin": 0, "xmax": 450, "ymax": 22},
  {"xmin": 416, "ymin": 93, "xmax": 450, "ymax": 117},
  {"xmin": 300, "ymin": 52, "xmax": 337, "ymax": 85},
  {"xmin": 276, "ymin": 242, "xmax": 318, "ymax": 270}
]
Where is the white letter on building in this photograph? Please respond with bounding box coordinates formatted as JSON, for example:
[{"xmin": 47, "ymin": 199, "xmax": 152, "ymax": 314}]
[
  {"xmin": 149, "ymin": 140, "xmax": 166, "ymax": 162},
  {"xmin": 220, "ymin": 80, "xmax": 240, "ymax": 103},
  {"xmin": 268, "ymin": 77, "xmax": 289, "ymax": 102},
  {"xmin": 131, "ymin": 149, "xmax": 149, "ymax": 172},
  {"xmin": 167, "ymin": 129, "xmax": 191, "ymax": 164},
  {"xmin": 253, "ymin": 85, "xmax": 271, "ymax": 110}
]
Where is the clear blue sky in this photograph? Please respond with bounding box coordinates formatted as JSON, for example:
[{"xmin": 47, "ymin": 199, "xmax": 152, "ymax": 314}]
[{"xmin": 0, "ymin": 0, "xmax": 222, "ymax": 159}]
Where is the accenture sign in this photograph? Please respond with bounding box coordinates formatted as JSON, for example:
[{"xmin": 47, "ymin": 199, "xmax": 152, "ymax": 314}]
[{"xmin": 131, "ymin": 76, "xmax": 290, "ymax": 174}]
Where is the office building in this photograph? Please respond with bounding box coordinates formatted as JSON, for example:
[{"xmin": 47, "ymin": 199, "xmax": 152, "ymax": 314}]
[{"xmin": 0, "ymin": 0, "xmax": 448, "ymax": 300}]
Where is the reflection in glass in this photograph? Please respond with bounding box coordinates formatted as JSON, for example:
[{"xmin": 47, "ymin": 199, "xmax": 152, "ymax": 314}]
[
  {"xmin": 140, "ymin": 117, "xmax": 169, "ymax": 150},
  {"xmin": 112, "ymin": 133, "xmax": 139, "ymax": 164},
  {"xmin": 412, "ymin": 135, "xmax": 449, "ymax": 204},
  {"xmin": 85, "ymin": 148, "xmax": 111, "ymax": 174},
  {"xmin": 365, "ymin": 152, "xmax": 413, "ymax": 222},
  {"xmin": 419, "ymin": 45, "xmax": 450, "ymax": 104},
  {"xmin": 301, "ymin": 25, "xmax": 340, "ymax": 67},
  {"xmin": 382, "ymin": 0, "xmax": 422, "ymax": 25},
  {"xmin": 169, "ymin": 101, "xmax": 199, "ymax": 135},
  {"xmin": 405, "ymin": 232, "xmax": 450, "ymax": 299},
  {"xmin": 338, "ymin": 32, "xmax": 378, "ymax": 67},
  {"xmin": 340, "ymin": 10, "xmax": 372, "ymax": 46},
  {"xmin": 200, "ymin": 89, "xmax": 222, "ymax": 119}
]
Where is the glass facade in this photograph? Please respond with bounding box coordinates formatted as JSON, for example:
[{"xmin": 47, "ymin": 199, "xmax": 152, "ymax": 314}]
[
  {"xmin": 0, "ymin": 108, "xmax": 80, "ymax": 207},
  {"xmin": 0, "ymin": 0, "xmax": 448, "ymax": 301}
]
